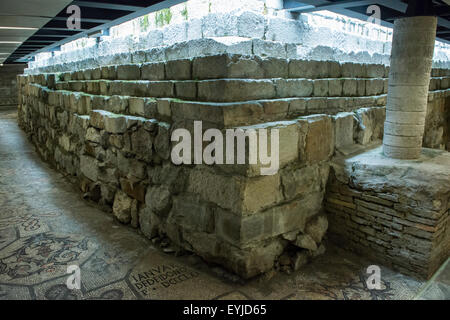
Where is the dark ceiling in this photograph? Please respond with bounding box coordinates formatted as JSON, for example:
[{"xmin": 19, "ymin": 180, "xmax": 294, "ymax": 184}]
[{"xmin": 4, "ymin": 0, "xmax": 177, "ymax": 64}]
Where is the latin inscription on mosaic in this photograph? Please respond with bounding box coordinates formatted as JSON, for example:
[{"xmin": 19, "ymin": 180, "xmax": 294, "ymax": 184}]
[{"xmin": 130, "ymin": 264, "xmax": 199, "ymax": 296}]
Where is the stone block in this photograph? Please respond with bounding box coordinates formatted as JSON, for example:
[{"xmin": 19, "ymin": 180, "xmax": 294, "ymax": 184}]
[
  {"xmin": 165, "ymin": 59, "xmax": 191, "ymax": 80},
  {"xmin": 131, "ymin": 51, "xmax": 146, "ymax": 64},
  {"xmin": 356, "ymin": 79, "xmax": 366, "ymax": 96},
  {"xmin": 107, "ymin": 95, "xmax": 128, "ymax": 114},
  {"xmin": 328, "ymin": 79, "xmax": 343, "ymax": 97},
  {"xmin": 113, "ymin": 190, "xmax": 133, "ymax": 224},
  {"xmin": 148, "ymin": 81, "xmax": 174, "ymax": 97},
  {"xmin": 187, "ymin": 18, "xmax": 203, "ymax": 41},
  {"xmin": 130, "ymin": 127, "xmax": 153, "ymax": 161},
  {"xmin": 253, "ymin": 39, "xmax": 287, "ymax": 59},
  {"xmin": 242, "ymin": 174, "xmax": 284, "ymax": 214},
  {"xmin": 142, "ymin": 29, "xmax": 164, "ymax": 48},
  {"xmin": 275, "ymin": 79, "xmax": 313, "ymax": 98},
  {"xmin": 289, "ymin": 60, "xmax": 328, "ymax": 79},
  {"xmin": 85, "ymin": 127, "xmax": 102, "ymax": 144},
  {"xmin": 355, "ymin": 107, "xmax": 385, "ymax": 144},
  {"xmin": 101, "ymin": 65, "xmax": 117, "ymax": 80},
  {"xmin": 187, "ymin": 169, "xmax": 243, "ymax": 213},
  {"xmin": 129, "ymin": 97, "xmax": 157, "ymax": 118},
  {"xmin": 294, "ymin": 234, "xmax": 317, "ymax": 250},
  {"xmin": 90, "ymin": 110, "xmax": 110, "ymax": 129},
  {"xmin": 104, "ymin": 114, "xmax": 128, "ymax": 134},
  {"xmin": 198, "ymin": 79, "xmax": 275, "ymax": 102},
  {"xmin": 175, "ymin": 81, "xmax": 197, "ymax": 100},
  {"xmin": 139, "ymin": 206, "xmax": 160, "ymax": 239},
  {"xmin": 313, "ymin": 79, "xmax": 329, "ymax": 97},
  {"xmin": 117, "ymin": 64, "xmax": 141, "ymax": 80},
  {"xmin": 192, "ymin": 54, "xmax": 229, "ymax": 79},
  {"xmin": 141, "ymin": 62, "xmax": 165, "ymax": 80},
  {"xmin": 215, "ymin": 194, "xmax": 318, "ymax": 246},
  {"xmin": 227, "ymin": 57, "xmax": 263, "ymax": 79},
  {"xmin": 333, "ymin": 112, "xmax": 354, "ymax": 149},
  {"xmin": 170, "ymin": 195, "xmax": 215, "ymax": 233},
  {"xmin": 266, "ymin": 17, "xmax": 304, "ymax": 43},
  {"xmin": 366, "ymin": 64, "xmax": 385, "ymax": 78},
  {"xmin": 202, "ymin": 12, "xmax": 238, "ymax": 37},
  {"xmin": 306, "ymin": 215, "xmax": 328, "ymax": 243},
  {"xmin": 342, "ymin": 79, "xmax": 357, "ymax": 96},
  {"xmin": 117, "ymin": 152, "xmax": 147, "ymax": 179},
  {"xmin": 288, "ymin": 98, "xmax": 307, "ymax": 115},
  {"xmin": 80, "ymin": 155, "xmax": 99, "ymax": 181},
  {"xmin": 260, "ymin": 99, "xmax": 289, "ymax": 115},
  {"xmin": 157, "ymin": 98, "xmax": 172, "ymax": 118},
  {"xmin": 162, "ymin": 22, "xmax": 188, "ymax": 46},
  {"xmin": 237, "ymin": 11, "xmax": 265, "ymax": 38},
  {"xmin": 365, "ymin": 79, "xmax": 384, "ymax": 96},
  {"xmin": 261, "ymin": 57, "xmax": 288, "ymax": 78},
  {"xmin": 281, "ymin": 164, "xmax": 323, "ymax": 201},
  {"xmin": 328, "ymin": 61, "xmax": 341, "ymax": 78},
  {"xmin": 305, "ymin": 115, "xmax": 334, "ymax": 163},
  {"xmin": 120, "ymin": 178, "xmax": 146, "ymax": 203},
  {"xmin": 341, "ymin": 62, "xmax": 365, "ymax": 78},
  {"xmin": 154, "ymin": 122, "xmax": 171, "ymax": 160},
  {"xmin": 145, "ymin": 185, "xmax": 172, "ymax": 215}
]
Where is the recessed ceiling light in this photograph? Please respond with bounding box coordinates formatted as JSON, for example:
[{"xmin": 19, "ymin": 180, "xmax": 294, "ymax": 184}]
[{"xmin": 0, "ymin": 26, "xmax": 38, "ymax": 30}]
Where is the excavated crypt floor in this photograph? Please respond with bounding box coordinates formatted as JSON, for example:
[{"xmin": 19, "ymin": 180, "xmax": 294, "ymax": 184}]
[{"xmin": 0, "ymin": 107, "xmax": 448, "ymax": 300}]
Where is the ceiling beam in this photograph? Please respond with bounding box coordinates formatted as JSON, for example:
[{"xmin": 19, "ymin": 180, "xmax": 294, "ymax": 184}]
[
  {"xmin": 40, "ymin": 27, "xmax": 88, "ymax": 32},
  {"xmin": 52, "ymin": 17, "xmax": 112, "ymax": 24},
  {"xmin": 285, "ymin": 0, "xmax": 376, "ymax": 13},
  {"xmin": 72, "ymin": 1, "xmax": 145, "ymax": 12},
  {"xmin": 29, "ymin": 34, "xmax": 69, "ymax": 38}
]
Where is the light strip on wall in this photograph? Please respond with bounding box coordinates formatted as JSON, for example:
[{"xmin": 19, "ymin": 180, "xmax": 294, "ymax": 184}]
[
  {"xmin": 0, "ymin": 26, "xmax": 38, "ymax": 30},
  {"xmin": 0, "ymin": 41, "xmax": 22, "ymax": 44}
]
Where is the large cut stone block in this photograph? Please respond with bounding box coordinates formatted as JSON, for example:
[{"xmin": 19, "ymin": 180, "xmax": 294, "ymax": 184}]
[
  {"xmin": 197, "ymin": 79, "xmax": 276, "ymax": 102},
  {"xmin": 192, "ymin": 54, "xmax": 229, "ymax": 79},
  {"xmin": 165, "ymin": 59, "xmax": 192, "ymax": 80},
  {"xmin": 305, "ymin": 115, "xmax": 334, "ymax": 163},
  {"xmin": 333, "ymin": 112, "xmax": 354, "ymax": 149},
  {"xmin": 117, "ymin": 64, "xmax": 141, "ymax": 80},
  {"xmin": 288, "ymin": 60, "xmax": 328, "ymax": 79},
  {"xmin": 275, "ymin": 79, "xmax": 313, "ymax": 98},
  {"xmin": 141, "ymin": 62, "xmax": 165, "ymax": 80}
]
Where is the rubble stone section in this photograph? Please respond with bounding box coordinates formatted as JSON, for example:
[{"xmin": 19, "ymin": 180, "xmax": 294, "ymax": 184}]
[
  {"xmin": 326, "ymin": 147, "xmax": 450, "ymax": 279},
  {"xmin": 16, "ymin": 52, "xmax": 450, "ymax": 279}
]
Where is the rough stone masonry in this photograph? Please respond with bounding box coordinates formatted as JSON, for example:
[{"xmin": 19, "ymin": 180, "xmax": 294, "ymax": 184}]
[{"xmin": 17, "ymin": 43, "xmax": 450, "ymax": 278}]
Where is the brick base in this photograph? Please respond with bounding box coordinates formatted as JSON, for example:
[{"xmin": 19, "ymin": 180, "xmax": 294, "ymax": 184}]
[{"xmin": 325, "ymin": 147, "xmax": 450, "ymax": 279}]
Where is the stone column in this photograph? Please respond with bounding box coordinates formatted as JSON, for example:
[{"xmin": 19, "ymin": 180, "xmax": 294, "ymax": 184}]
[{"xmin": 383, "ymin": 16, "xmax": 437, "ymax": 159}]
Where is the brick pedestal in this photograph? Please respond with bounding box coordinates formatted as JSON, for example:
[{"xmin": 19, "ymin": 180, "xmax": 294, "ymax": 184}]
[{"xmin": 326, "ymin": 146, "xmax": 450, "ymax": 279}]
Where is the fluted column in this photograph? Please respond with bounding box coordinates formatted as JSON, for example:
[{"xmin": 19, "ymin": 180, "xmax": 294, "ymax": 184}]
[{"xmin": 383, "ymin": 16, "xmax": 437, "ymax": 159}]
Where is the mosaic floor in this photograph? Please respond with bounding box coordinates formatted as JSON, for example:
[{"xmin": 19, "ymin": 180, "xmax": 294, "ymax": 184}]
[{"xmin": 0, "ymin": 107, "xmax": 448, "ymax": 300}]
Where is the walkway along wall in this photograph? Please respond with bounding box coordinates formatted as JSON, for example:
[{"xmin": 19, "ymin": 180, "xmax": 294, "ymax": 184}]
[{"xmin": 17, "ymin": 50, "xmax": 450, "ymax": 278}]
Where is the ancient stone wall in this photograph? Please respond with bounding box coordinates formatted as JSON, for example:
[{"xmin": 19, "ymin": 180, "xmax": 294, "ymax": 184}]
[
  {"xmin": 28, "ymin": 8, "xmax": 450, "ymax": 71},
  {"xmin": 17, "ymin": 51, "xmax": 450, "ymax": 278},
  {"xmin": 0, "ymin": 64, "xmax": 25, "ymax": 107}
]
